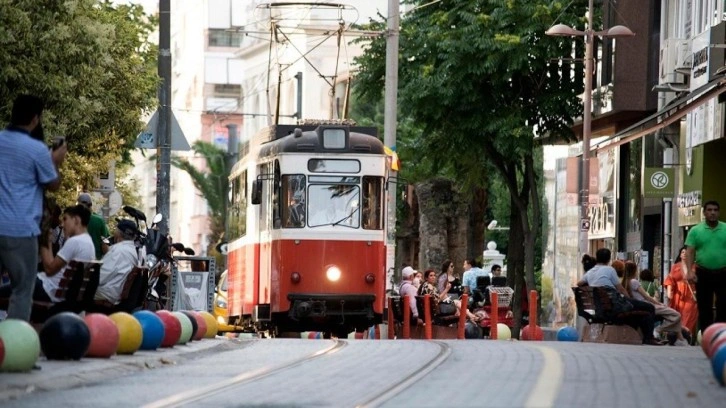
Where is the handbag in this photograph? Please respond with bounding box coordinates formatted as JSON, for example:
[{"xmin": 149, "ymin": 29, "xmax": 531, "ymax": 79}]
[
  {"xmin": 593, "ymin": 286, "xmax": 633, "ymax": 319},
  {"xmin": 438, "ymin": 302, "xmax": 457, "ymax": 316}
]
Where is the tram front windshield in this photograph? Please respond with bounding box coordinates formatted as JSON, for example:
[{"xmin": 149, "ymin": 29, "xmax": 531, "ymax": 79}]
[{"xmin": 307, "ymin": 176, "xmax": 360, "ymax": 228}]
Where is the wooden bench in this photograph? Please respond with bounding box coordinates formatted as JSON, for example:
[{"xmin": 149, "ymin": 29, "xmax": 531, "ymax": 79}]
[
  {"xmin": 32, "ymin": 261, "xmax": 101, "ymax": 323},
  {"xmin": 572, "ymin": 286, "xmax": 650, "ymax": 345},
  {"xmin": 89, "ymin": 266, "xmax": 149, "ymax": 314},
  {"xmin": 390, "ymin": 296, "xmax": 460, "ymax": 339}
]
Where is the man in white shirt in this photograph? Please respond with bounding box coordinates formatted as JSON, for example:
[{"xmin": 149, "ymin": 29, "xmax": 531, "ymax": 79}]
[
  {"xmin": 37, "ymin": 205, "xmax": 95, "ymax": 302},
  {"xmin": 398, "ymin": 266, "xmax": 422, "ymax": 325},
  {"xmin": 95, "ymin": 219, "xmax": 139, "ymax": 305}
]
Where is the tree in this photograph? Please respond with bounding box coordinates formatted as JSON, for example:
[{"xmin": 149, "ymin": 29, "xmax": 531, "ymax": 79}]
[
  {"xmin": 0, "ymin": 0, "xmax": 158, "ymax": 204},
  {"xmin": 354, "ymin": 0, "xmax": 586, "ymax": 336},
  {"xmin": 167, "ymin": 141, "xmax": 228, "ymax": 255}
]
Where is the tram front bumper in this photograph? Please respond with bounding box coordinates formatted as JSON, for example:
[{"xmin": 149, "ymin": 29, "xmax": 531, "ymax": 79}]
[{"xmin": 287, "ymin": 293, "xmax": 375, "ymax": 320}]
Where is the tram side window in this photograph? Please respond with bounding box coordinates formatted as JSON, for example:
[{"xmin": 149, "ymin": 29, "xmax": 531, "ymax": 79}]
[
  {"xmin": 281, "ymin": 174, "xmax": 306, "ymax": 228},
  {"xmin": 238, "ymin": 170, "xmax": 247, "ymax": 236},
  {"xmin": 273, "ymin": 162, "xmax": 281, "ymax": 229},
  {"xmin": 228, "ymin": 171, "xmax": 247, "ymax": 238},
  {"xmin": 362, "ymin": 176, "xmax": 383, "ymax": 230}
]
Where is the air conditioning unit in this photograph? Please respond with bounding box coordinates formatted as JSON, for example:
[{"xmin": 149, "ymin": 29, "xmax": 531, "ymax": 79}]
[{"xmin": 659, "ymin": 38, "xmax": 690, "ymax": 84}]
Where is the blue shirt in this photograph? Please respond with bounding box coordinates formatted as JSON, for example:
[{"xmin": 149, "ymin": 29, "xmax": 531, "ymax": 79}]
[
  {"xmin": 581, "ymin": 264, "xmax": 620, "ymax": 288},
  {"xmin": 0, "ymin": 128, "xmax": 57, "ymax": 237},
  {"xmin": 462, "ymin": 267, "xmax": 491, "ymax": 291}
]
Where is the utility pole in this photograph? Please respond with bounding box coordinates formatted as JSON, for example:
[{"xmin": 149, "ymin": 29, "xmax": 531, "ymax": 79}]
[
  {"xmin": 384, "ymin": 0, "xmax": 399, "ymax": 284},
  {"xmin": 156, "ymin": 0, "xmax": 172, "ymax": 236}
]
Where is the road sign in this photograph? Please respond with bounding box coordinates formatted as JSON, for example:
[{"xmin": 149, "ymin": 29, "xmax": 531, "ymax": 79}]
[
  {"xmin": 134, "ymin": 109, "xmax": 191, "ymax": 151},
  {"xmin": 580, "ymin": 218, "xmax": 591, "ymax": 232}
]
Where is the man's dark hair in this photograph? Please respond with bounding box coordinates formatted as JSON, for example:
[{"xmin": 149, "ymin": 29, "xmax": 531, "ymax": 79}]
[
  {"xmin": 595, "ymin": 248, "xmax": 612, "ymax": 264},
  {"xmin": 10, "ymin": 94, "xmax": 44, "ymax": 126},
  {"xmin": 64, "ymin": 204, "xmax": 91, "ymax": 227},
  {"xmin": 703, "ymin": 200, "xmax": 720, "ymax": 211},
  {"xmin": 491, "ymin": 264, "xmax": 501, "ymax": 272}
]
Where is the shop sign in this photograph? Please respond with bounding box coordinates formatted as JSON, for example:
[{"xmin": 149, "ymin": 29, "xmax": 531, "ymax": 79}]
[
  {"xmin": 677, "ymin": 190, "xmax": 703, "ymax": 226},
  {"xmin": 643, "ymin": 168, "xmax": 674, "ymax": 198}
]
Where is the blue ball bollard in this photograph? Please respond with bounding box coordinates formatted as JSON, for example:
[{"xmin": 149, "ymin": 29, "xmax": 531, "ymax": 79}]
[
  {"xmin": 133, "ymin": 310, "xmax": 166, "ymax": 351},
  {"xmin": 712, "ymin": 343, "xmax": 726, "ymax": 386},
  {"xmin": 557, "ymin": 326, "xmax": 579, "ymax": 342}
]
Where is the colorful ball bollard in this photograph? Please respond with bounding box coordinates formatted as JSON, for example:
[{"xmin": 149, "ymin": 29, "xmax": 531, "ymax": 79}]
[
  {"xmin": 0, "ymin": 319, "xmax": 40, "ymax": 372},
  {"xmin": 172, "ymin": 312, "xmax": 194, "ymax": 344},
  {"xmin": 496, "ymin": 323, "xmax": 511, "ymax": 340},
  {"xmin": 521, "ymin": 325, "xmax": 544, "ymax": 341},
  {"xmin": 133, "ymin": 310, "xmax": 166, "ymax": 351},
  {"xmin": 156, "ymin": 310, "xmax": 182, "ymax": 347},
  {"xmin": 701, "ymin": 323, "xmax": 726, "ymax": 356},
  {"xmin": 557, "ymin": 326, "xmax": 579, "ymax": 342},
  {"xmin": 40, "ymin": 312, "xmax": 91, "ymax": 360},
  {"xmin": 83, "ymin": 313, "xmax": 120, "ymax": 358},
  {"xmin": 191, "ymin": 312, "xmax": 207, "ymax": 341},
  {"xmin": 109, "ymin": 312, "xmax": 143, "ymax": 355},
  {"xmin": 708, "ymin": 330, "xmax": 726, "ymax": 359},
  {"xmin": 181, "ymin": 311, "xmax": 199, "ymax": 341},
  {"xmin": 198, "ymin": 311, "xmax": 218, "ymax": 338},
  {"xmin": 712, "ymin": 343, "xmax": 726, "ymax": 386}
]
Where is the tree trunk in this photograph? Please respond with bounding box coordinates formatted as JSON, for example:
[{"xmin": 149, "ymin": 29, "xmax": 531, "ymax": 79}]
[
  {"xmin": 507, "ymin": 199, "xmax": 525, "ymax": 339},
  {"xmin": 470, "ymin": 186, "xmax": 488, "ymax": 261}
]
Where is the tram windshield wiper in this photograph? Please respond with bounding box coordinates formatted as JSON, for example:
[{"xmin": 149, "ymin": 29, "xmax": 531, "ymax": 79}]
[{"xmin": 331, "ymin": 206, "xmax": 359, "ymax": 227}]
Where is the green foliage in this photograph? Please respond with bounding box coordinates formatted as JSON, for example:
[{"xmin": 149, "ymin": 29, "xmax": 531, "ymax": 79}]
[
  {"xmin": 0, "ymin": 0, "xmax": 158, "ymax": 201},
  {"xmin": 166, "ymin": 141, "xmax": 228, "ymax": 247},
  {"xmin": 353, "ymin": 1, "xmax": 587, "ymax": 330}
]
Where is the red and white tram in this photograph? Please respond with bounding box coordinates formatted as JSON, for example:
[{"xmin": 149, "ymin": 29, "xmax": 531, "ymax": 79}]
[{"xmin": 225, "ymin": 123, "xmax": 387, "ymax": 336}]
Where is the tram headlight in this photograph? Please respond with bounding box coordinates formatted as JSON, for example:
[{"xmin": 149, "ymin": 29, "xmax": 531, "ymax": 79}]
[
  {"xmin": 326, "ymin": 266, "xmax": 341, "ymax": 282},
  {"xmin": 365, "ymin": 273, "xmax": 375, "ymax": 284}
]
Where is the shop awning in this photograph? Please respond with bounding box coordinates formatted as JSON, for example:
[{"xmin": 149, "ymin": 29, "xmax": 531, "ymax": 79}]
[{"xmin": 593, "ymin": 77, "xmax": 726, "ymax": 152}]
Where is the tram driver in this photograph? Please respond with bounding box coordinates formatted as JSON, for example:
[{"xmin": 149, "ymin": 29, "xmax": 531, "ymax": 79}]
[{"xmin": 287, "ymin": 194, "xmax": 305, "ymax": 227}]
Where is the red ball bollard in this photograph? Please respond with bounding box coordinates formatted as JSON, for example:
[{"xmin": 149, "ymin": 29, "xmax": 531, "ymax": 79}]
[
  {"xmin": 156, "ymin": 310, "xmax": 182, "ymax": 348},
  {"xmin": 457, "ymin": 294, "xmax": 468, "ymax": 339},
  {"xmin": 490, "ymin": 291, "xmax": 499, "ymax": 340},
  {"xmin": 84, "ymin": 313, "xmax": 120, "ymax": 358},
  {"xmin": 423, "ymin": 294, "xmax": 432, "ymax": 340},
  {"xmin": 402, "ymin": 295, "xmax": 411, "ymax": 339}
]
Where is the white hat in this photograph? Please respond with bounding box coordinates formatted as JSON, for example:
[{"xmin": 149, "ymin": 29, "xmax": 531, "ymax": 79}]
[{"xmin": 402, "ymin": 266, "xmax": 416, "ymax": 279}]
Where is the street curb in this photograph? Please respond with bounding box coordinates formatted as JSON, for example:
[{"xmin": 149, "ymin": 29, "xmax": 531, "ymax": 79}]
[{"xmin": 0, "ymin": 337, "xmax": 249, "ymax": 402}]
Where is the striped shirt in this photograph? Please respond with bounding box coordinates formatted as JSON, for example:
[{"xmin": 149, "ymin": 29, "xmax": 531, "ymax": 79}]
[{"xmin": 0, "ymin": 127, "xmax": 58, "ymax": 237}]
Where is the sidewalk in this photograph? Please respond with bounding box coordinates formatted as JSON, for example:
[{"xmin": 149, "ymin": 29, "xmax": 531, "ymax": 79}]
[{"xmin": 0, "ymin": 337, "xmax": 236, "ymax": 402}]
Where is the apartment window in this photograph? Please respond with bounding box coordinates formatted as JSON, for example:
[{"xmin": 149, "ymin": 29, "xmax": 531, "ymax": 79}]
[
  {"xmin": 208, "ymin": 29, "xmax": 243, "ymax": 48},
  {"xmin": 214, "ymin": 84, "xmax": 241, "ymax": 97}
]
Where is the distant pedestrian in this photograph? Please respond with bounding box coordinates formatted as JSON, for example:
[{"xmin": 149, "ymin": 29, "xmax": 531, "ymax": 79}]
[
  {"xmin": 683, "ymin": 201, "xmax": 726, "ymax": 331},
  {"xmin": 664, "ymin": 246, "xmax": 698, "ymax": 334},
  {"xmin": 0, "ymin": 95, "xmax": 66, "ymax": 321},
  {"xmin": 77, "ymin": 193, "xmax": 110, "ymax": 259}
]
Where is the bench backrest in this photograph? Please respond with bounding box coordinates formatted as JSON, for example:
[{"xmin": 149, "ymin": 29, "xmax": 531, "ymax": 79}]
[
  {"xmin": 572, "ymin": 286, "xmax": 599, "ymax": 323},
  {"xmin": 116, "ymin": 266, "xmax": 149, "ymax": 312},
  {"xmin": 59, "ymin": 261, "xmax": 101, "ymax": 306}
]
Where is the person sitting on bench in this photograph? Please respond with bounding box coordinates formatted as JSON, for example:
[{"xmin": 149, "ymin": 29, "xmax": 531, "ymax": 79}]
[
  {"xmin": 577, "ymin": 248, "xmax": 663, "ymax": 346},
  {"xmin": 0, "ymin": 205, "xmax": 94, "ymax": 305},
  {"xmin": 94, "ymin": 220, "xmax": 139, "ymax": 306}
]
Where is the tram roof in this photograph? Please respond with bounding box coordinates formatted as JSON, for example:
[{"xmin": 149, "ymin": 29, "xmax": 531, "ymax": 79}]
[{"xmin": 257, "ymin": 124, "xmax": 385, "ymax": 158}]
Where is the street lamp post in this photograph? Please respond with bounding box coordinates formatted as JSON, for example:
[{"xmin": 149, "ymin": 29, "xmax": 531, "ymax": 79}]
[{"xmin": 546, "ymin": 0, "xmax": 634, "ymax": 259}]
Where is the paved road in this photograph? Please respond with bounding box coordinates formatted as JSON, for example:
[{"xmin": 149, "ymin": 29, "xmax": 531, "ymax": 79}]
[{"xmin": 1, "ymin": 338, "xmax": 724, "ymax": 407}]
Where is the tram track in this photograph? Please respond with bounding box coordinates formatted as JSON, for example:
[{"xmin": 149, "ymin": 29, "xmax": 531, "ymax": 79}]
[
  {"xmin": 141, "ymin": 339, "xmax": 347, "ymax": 408},
  {"xmin": 354, "ymin": 340, "xmax": 452, "ymax": 408}
]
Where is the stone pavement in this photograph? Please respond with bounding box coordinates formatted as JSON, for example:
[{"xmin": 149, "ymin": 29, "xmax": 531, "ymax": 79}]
[
  {"xmin": 2, "ymin": 337, "xmax": 725, "ymax": 407},
  {"xmin": 0, "ymin": 337, "xmax": 236, "ymax": 403}
]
